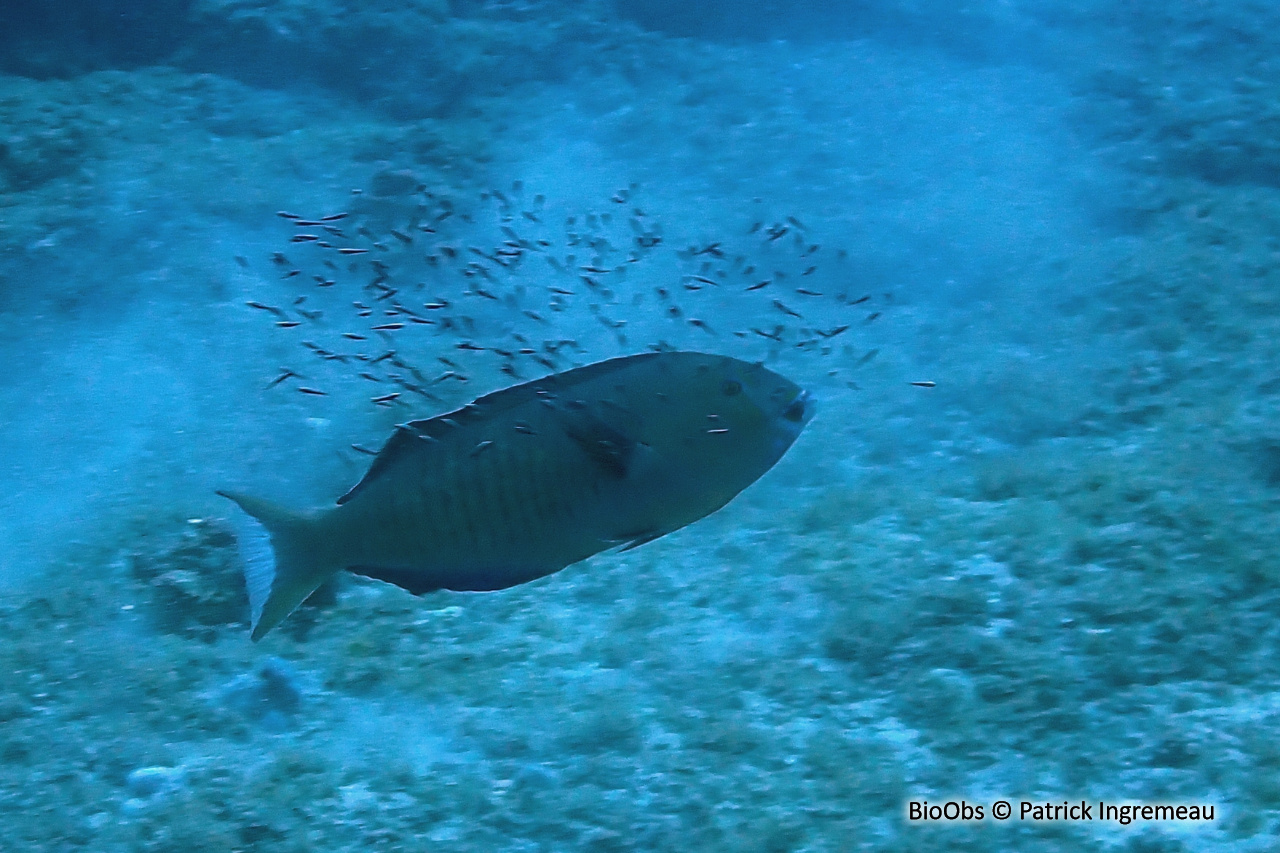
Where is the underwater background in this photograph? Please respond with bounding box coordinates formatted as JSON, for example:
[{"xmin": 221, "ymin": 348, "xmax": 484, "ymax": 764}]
[{"xmin": 2, "ymin": 0, "xmax": 1278, "ymax": 849}]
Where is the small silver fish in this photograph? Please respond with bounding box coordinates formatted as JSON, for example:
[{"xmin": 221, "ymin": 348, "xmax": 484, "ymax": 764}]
[{"xmin": 219, "ymin": 351, "xmax": 813, "ymax": 640}]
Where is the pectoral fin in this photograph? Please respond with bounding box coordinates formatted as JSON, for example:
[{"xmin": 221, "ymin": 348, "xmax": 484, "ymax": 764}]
[{"xmin": 552, "ymin": 402, "xmax": 638, "ymax": 478}]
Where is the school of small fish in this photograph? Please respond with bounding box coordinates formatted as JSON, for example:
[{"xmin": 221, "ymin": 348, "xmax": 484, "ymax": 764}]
[{"xmin": 237, "ymin": 176, "xmax": 894, "ymax": 414}]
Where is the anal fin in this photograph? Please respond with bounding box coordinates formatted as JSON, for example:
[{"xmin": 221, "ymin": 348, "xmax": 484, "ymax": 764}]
[{"xmin": 346, "ymin": 565, "xmax": 439, "ymax": 596}]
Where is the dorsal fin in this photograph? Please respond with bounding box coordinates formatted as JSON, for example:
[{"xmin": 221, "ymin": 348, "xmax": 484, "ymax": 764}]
[
  {"xmin": 335, "ymin": 423, "xmax": 438, "ymax": 505},
  {"xmin": 335, "ymin": 352, "xmax": 663, "ymax": 505}
]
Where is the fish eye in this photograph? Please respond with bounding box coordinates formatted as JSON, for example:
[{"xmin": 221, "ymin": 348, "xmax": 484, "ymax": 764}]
[{"xmin": 721, "ymin": 379, "xmax": 743, "ymax": 396}]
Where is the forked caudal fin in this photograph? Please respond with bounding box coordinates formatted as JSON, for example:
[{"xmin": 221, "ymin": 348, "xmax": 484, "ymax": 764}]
[{"xmin": 216, "ymin": 490, "xmax": 338, "ymax": 641}]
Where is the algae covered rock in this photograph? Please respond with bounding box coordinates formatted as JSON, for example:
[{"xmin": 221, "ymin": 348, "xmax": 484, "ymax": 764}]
[
  {"xmin": 127, "ymin": 518, "xmax": 247, "ymax": 640},
  {"xmin": 0, "ymin": 79, "xmax": 96, "ymax": 193},
  {"xmin": 0, "ymin": 0, "xmax": 191, "ymax": 75},
  {"xmin": 181, "ymin": 0, "xmax": 606, "ymax": 116}
]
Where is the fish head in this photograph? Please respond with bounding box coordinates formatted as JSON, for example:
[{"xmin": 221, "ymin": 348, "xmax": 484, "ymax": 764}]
[
  {"xmin": 598, "ymin": 353, "xmax": 813, "ymax": 545},
  {"xmin": 658, "ymin": 355, "xmax": 813, "ymax": 494},
  {"xmin": 711, "ymin": 357, "xmax": 814, "ymax": 460}
]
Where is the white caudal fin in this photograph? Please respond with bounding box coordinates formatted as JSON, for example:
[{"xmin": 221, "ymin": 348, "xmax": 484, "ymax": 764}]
[{"xmin": 216, "ymin": 490, "xmax": 338, "ymax": 641}]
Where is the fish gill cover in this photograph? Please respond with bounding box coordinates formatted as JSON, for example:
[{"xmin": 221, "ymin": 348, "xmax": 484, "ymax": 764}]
[{"xmin": 3, "ymin": 0, "xmax": 1280, "ymax": 850}]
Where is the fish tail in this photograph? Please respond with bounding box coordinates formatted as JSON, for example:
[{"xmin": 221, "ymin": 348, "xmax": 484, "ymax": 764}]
[{"xmin": 216, "ymin": 490, "xmax": 338, "ymax": 641}]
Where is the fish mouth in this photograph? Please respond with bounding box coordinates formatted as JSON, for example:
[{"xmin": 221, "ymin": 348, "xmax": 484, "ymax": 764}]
[{"xmin": 781, "ymin": 389, "xmax": 814, "ymax": 425}]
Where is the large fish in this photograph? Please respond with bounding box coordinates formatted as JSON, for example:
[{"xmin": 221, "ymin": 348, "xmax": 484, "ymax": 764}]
[{"xmin": 219, "ymin": 351, "xmax": 812, "ymax": 640}]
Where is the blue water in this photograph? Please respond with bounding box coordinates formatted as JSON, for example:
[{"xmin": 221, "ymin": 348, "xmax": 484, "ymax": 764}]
[{"xmin": 1, "ymin": 2, "xmax": 1276, "ymax": 849}]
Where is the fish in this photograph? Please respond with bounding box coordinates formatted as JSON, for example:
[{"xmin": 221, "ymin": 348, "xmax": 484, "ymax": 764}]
[
  {"xmin": 219, "ymin": 352, "xmax": 813, "ymax": 640},
  {"xmin": 266, "ymin": 369, "xmax": 300, "ymax": 389}
]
